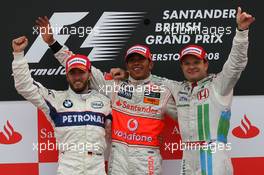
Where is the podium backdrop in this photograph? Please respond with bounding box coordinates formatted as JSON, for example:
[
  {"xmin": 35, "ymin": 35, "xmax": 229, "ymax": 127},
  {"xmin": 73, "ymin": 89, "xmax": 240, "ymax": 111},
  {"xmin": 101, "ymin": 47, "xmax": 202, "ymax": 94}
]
[{"xmin": 0, "ymin": 0, "xmax": 263, "ymax": 174}]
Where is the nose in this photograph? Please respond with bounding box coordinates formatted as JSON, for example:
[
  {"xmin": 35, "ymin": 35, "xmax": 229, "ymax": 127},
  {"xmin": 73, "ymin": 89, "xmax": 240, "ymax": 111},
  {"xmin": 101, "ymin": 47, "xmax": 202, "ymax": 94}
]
[
  {"xmin": 132, "ymin": 60, "xmax": 141, "ymax": 66},
  {"xmin": 188, "ymin": 63, "xmax": 196, "ymax": 69},
  {"xmin": 130, "ymin": 58, "xmax": 141, "ymax": 64},
  {"xmin": 72, "ymin": 72, "xmax": 82, "ymax": 80}
]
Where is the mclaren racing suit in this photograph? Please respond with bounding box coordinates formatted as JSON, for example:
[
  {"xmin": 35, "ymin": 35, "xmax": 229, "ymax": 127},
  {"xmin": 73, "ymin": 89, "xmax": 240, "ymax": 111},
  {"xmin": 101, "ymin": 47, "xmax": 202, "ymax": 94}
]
[
  {"xmin": 51, "ymin": 44, "xmax": 178, "ymax": 175},
  {"xmin": 12, "ymin": 52, "xmax": 112, "ymax": 175},
  {"xmin": 166, "ymin": 29, "xmax": 249, "ymax": 175}
]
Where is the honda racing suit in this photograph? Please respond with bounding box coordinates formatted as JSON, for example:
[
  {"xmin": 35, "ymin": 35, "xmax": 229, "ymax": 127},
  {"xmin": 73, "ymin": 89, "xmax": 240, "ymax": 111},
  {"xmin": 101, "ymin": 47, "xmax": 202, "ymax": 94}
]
[
  {"xmin": 12, "ymin": 52, "xmax": 112, "ymax": 175},
  {"xmin": 165, "ymin": 29, "xmax": 249, "ymax": 175},
  {"xmin": 50, "ymin": 43, "xmax": 178, "ymax": 175}
]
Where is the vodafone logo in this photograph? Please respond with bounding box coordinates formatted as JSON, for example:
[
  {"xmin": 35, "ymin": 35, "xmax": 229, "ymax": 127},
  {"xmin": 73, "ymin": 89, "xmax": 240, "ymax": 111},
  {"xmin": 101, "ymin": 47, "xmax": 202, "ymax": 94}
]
[
  {"xmin": 0, "ymin": 120, "xmax": 22, "ymax": 144},
  {"xmin": 232, "ymin": 114, "xmax": 260, "ymax": 139},
  {"xmin": 127, "ymin": 119, "xmax": 139, "ymax": 132}
]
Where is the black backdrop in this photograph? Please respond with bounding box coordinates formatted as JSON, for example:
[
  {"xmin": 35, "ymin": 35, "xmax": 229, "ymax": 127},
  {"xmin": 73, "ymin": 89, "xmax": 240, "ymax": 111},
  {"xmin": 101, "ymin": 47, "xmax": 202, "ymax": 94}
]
[{"xmin": 1, "ymin": 0, "xmax": 262, "ymax": 101}]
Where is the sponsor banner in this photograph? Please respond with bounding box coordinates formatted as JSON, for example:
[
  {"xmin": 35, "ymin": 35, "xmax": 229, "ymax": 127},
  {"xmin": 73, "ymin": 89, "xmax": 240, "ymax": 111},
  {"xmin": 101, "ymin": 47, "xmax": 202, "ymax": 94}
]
[
  {"xmin": 0, "ymin": 163, "xmax": 39, "ymax": 175},
  {"xmin": 232, "ymin": 157, "xmax": 264, "ymax": 175},
  {"xmin": 0, "ymin": 101, "xmax": 38, "ymax": 163},
  {"xmin": 0, "ymin": 95, "xmax": 264, "ymax": 174},
  {"xmin": 160, "ymin": 114, "xmax": 182, "ymax": 160},
  {"xmin": 0, "ymin": 158, "xmax": 264, "ymax": 175},
  {"xmin": 39, "ymin": 163, "xmax": 58, "ymax": 175},
  {"xmin": 38, "ymin": 109, "xmax": 58, "ymax": 163},
  {"xmin": 1, "ymin": 0, "xmax": 261, "ymax": 101},
  {"xmin": 229, "ymin": 96, "xmax": 264, "ymax": 158}
]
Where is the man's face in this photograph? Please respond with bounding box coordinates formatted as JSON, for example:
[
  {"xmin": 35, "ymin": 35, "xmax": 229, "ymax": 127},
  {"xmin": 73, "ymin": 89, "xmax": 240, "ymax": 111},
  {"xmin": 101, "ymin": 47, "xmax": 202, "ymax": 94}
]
[
  {"xmin": 126, "ymin": 54, "xmax": 153, "ymax": 80},
  {"xmin": 180, "ymin": 55, "xmax": 208, "ymax": 82},
  {"xmin": 66, "ymin": 68, "xmax": 91, "ymax": 93}
]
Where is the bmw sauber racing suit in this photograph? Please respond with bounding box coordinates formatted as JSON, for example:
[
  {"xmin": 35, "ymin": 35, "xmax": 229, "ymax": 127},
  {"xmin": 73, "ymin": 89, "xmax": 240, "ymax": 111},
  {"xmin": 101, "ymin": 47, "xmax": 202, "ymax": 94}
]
[
  {"xmin": 51, "ymin": 44, "xmax": 178, "ymax": 175},
  {"xmin": 12, "ymin": 52, "xmax": 112, "ymax": 175},
  {"xmin": 166, "ymin": 29, "xmax": 249, "ymax": 175}
]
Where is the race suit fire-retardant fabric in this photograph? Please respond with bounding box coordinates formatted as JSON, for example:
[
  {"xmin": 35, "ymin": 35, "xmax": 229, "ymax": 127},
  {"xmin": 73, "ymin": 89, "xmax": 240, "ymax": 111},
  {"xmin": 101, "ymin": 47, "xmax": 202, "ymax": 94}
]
[
  {"xmin": 50, "ymin": 42, "xmax": 178, "ymax": 175},
  {"xmin": 165, "ymin": 29, "xmax": 249, "ymax": 175},
  {"xmin": 12, "ymin": 52, "xmax": 112, "ymax": 175}
]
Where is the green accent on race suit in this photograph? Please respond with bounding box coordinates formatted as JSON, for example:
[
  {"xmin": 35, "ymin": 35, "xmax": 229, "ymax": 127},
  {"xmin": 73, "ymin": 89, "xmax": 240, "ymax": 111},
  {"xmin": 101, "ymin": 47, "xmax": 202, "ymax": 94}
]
[
  {"xmin": 198, "ymin": 105, "xmax": 204, "ymax": 140},
  {"xmin": 198, "ymin": 104, "xmax": 211, "ymax": 141},
  {"xmin": 204, "ymin": 104, "xmax": 210, "ymax": 140}
]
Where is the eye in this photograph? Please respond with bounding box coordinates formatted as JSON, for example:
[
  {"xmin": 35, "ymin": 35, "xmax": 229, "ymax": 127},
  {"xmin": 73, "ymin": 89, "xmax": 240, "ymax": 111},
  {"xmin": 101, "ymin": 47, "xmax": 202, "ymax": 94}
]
[
  {"xmin": 68, "ymin": 71, "xmax": 74, "ymax": 75},
  {"xmin": 183, "ymin": 61, "xmax": 190, "ymax": 66},
  {"xmin": 194, "ymin": 60, "xmax": 201, "ymax": 65}
]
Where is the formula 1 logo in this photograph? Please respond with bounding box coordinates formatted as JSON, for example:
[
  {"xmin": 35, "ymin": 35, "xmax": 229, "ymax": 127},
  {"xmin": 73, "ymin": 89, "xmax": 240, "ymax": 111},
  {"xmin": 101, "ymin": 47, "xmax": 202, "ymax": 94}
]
[{"xmin": 26, "ymin": 11, "xmax": 145, "ymax": 64}]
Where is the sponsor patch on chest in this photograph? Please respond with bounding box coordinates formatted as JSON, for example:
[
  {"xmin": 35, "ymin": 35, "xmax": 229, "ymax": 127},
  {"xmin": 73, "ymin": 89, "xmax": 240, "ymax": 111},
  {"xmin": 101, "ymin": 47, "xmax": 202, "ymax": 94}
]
[
  {"xmin": 197, "ymin": 88, "xmax": 209, "ymax": 101},
  {"xmin": 143, "ymin": 97, "xmax": 160, "ymax": 105},
  {"xmin": 91, "ymin": 101, "xmax": 104, "ymax": 109}
]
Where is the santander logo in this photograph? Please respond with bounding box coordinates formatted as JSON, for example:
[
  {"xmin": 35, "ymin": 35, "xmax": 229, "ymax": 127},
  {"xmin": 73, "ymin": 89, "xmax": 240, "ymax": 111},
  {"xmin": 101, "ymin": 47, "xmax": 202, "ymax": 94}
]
[
  {"xmin": 232, "ymin": 114, "xmax": 260, "ymax": 139},
  {"xmin": 116, "ymin": 100, "xmax": 122, "ymax": 107},
  {"xmin": 115, "ymin": 100, "xmax": 161, "ymax": 114},
  {"xmin": 0, "ymin": 120, "xmax": 22, "ymax": 144}
]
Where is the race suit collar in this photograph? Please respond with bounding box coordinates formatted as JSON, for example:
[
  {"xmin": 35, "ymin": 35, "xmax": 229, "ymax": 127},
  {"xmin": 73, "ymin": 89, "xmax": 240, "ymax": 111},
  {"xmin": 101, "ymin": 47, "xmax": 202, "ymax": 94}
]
[
  {"xmin": 68, "ymin": 87, "xmax": 92, "ymax": 100},
  {"xmin": 186, "ymin": 74, "xmax": 214, "ymax": 87},
  {"xmin": 128, "ymin": 74, "xmax": 152, "ymax": 85}
]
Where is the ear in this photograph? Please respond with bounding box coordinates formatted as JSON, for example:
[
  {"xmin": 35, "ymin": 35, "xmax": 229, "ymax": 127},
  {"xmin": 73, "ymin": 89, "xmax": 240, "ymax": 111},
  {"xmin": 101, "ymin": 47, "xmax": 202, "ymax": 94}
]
[
  {"xmin": 87, "ymin": 71, "xmax": 92, "ymax": 80},
  {"xmin": 149, "ymin": 61, "xmax": 154, "ymax": 71},
  {"xmin": 205, "ymin": 61, "xmax": 209, "ymax": 72},
  {"xmin": 66, "ymin": 74, "xmax": 70, "ymax": 83},
  {"xmin": 179, "ymin": 61, "xmax": 183, "ymax": 69}
]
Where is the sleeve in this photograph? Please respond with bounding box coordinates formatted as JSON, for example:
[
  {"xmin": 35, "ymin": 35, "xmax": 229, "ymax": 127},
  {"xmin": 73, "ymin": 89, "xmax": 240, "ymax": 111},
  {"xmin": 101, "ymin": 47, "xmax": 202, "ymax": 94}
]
[
  {"xmin": 213, "ymin": 29, "xmax": 249, "ymax": 96},
  {"xmin": 164, "ymin": 94, "xmax": 178, "ymax": 120},
  {"xmin": 90, "ymin": 66, "xmax": 115, "ymax": 98},
  {"xmin": 103, "ymin": 97, "xmax": 112, "ymax": 143},
  {"xmin": 162, "ymin": 78, "xmax": 181, "ymax": 120},
  {"xmin": 51, "ymin": 42, "xmax": 73, "ymax": 67},
  {"xmin": 12, "ymin": 52, "xmax": 55, "ymax": 126}
]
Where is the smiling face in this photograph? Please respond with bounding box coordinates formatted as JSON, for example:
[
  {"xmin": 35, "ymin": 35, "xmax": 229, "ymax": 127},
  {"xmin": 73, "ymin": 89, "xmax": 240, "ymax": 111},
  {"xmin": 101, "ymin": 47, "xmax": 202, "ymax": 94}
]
[
  {"xmin": 180, "ymin": 55, "xmax": 208, "ymax": 82},
  {"xmin": 126, "ymin": 53, "xmax": 153, "ymax": 80},
  {"xmin": 66, "ymin": 68, "xmax": 91, "ymax": 93}
]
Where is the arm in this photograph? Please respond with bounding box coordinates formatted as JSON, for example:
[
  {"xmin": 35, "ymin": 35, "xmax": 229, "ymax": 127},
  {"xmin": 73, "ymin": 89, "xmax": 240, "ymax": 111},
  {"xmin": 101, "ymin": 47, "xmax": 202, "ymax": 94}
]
[
  {"xmin": 164, "ymin": 94, "xmax": 178, "ymax": 120},
  {"xmin": 36, "ymin": 16, "xmax": 117, "ymax": 97},
  {"xmin": 214, "ymin": 7, "xmax": 255, "ymax": 96},
  {"xmin": 12, "ymin": 36, "xmax": 55, "ymax": 126},
  {"xmin": 163, "ymin": 79, "xmax": 182, "ymax": 120},
  {"xmin": 104, "ymin": 99, "xmax": 112, "ymax": 143}
]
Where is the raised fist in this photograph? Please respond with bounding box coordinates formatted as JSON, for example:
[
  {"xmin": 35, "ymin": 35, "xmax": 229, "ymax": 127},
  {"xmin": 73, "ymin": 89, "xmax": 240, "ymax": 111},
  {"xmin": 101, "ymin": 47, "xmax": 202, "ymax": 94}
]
[
  {"xmin": 12, "ymin": 36, "xmax": 28, "ymax": 53},
  {"xmin": 236, "ymin": 7, "xmax": 255, "ymax": 30}
]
